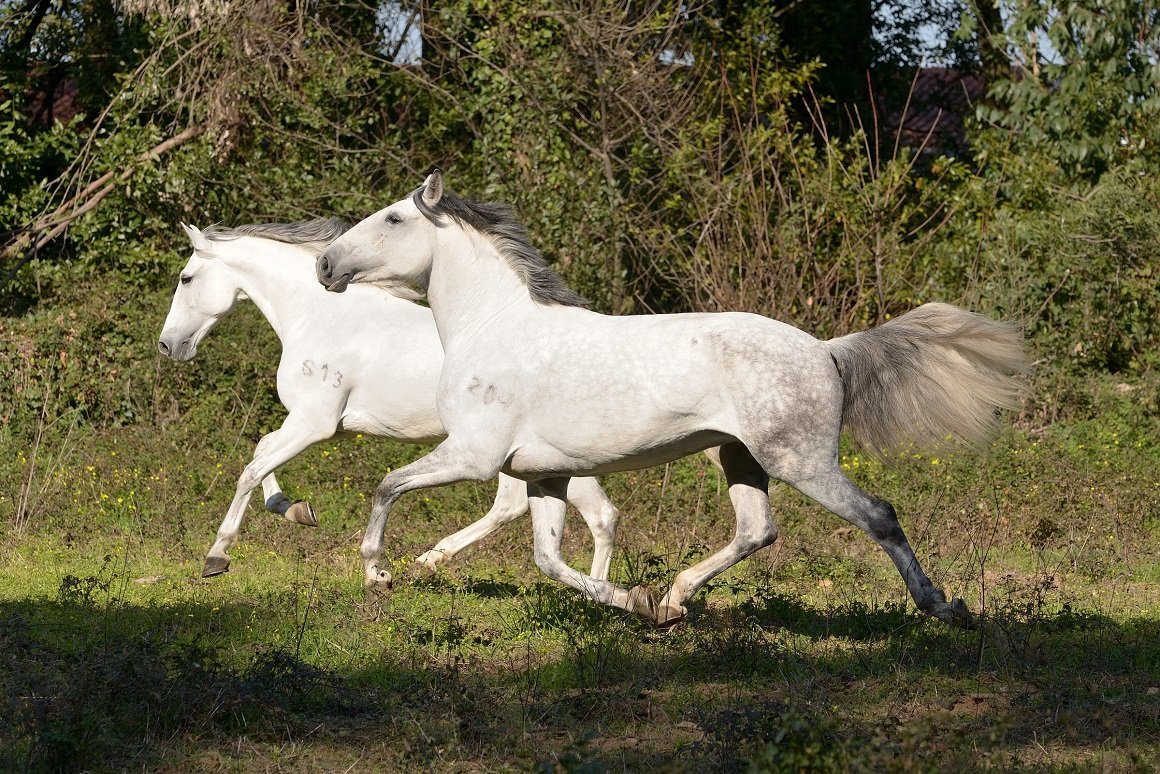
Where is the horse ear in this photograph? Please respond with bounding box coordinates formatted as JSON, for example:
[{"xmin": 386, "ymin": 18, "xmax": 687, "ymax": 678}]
[
  {"xmin": 182, "ymin": 223, "xmax": 213, "ymax": 254},
  {"xmin": 421, "ymin": 169, "xmax": 444, "ymax": 206}
]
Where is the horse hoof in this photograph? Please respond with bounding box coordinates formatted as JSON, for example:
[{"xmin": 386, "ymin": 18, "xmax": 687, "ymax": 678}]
[
  {"xmin": 285, "ymin": 501, "xmax": 318, "ymax": 527},
  {"xmin": 202, "ymin": 556, "xmax": 230, "ymax": 578},
  {"xmin": 627, "ymin": 585, "xmax": 657, "ymax": 621},
  {"xmin": 364, "ymin": 568, "xmax": 393, "ymax": 592},
  {"xmin": 413, "ymin": 549, "xmax": 448, "ymax": 570},
  {"xmin": 654, "ymin": 603, "xmax": 688, "ymax": 627},
  {"xmin": 404, "ymin": 559, "xmax": 439, "ymax": 580}
]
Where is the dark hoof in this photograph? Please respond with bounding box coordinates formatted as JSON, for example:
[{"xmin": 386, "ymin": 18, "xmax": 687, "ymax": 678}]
[
  {"xmin": 285, "ymin": 501, "xmax": 318, "ymax": 527},
  {"xmin": 202, "ymin": 556, "xmax": 230, "ymax": 578},
  {"xmin": 945, "ymin": 597, "xmax": 975, "ymax": 629}
]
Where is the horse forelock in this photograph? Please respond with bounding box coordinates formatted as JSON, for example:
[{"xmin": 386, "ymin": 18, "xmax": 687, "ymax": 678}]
[
  {"xmin": 413, "ymin": 188, "xmax": 587, "ymax": 307},
  {"xmin": 203, "ymin": 218, "xmax": 351, "ymax": 254}
]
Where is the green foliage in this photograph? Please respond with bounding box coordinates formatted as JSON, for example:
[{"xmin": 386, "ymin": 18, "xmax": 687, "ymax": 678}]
[
  {"xmin": 931, "ymin": 166, "xmax": 1160, "ymax": 394},
  {"xmin": 1, "ymin": 0, "xmax": 1155, "ymax": 398},
  {"xmin": 4, "ymin": 6, "xmax": 1160, "ymax": 770},
  {"xmin": 976, "ymin": 0, "xmax": 1160, "ymax": 181}
]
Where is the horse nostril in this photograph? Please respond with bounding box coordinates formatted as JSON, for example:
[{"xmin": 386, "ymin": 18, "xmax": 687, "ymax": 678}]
[
  {"xmin": 157, "ymin": 340, "xmax": 170, "ymax": 356},
  {"xmin": 317, "ymin": 254, "xmax": 331, "ymax": 280}
]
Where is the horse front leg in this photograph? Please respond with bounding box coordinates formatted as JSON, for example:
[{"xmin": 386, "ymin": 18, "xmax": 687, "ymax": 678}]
[
  {"xmin": 203, "ymin": 412, "xmax": 335, "ymax": 577},
  {"xmin": 412, "ymin": 472, "xmax": 529, "ymax": 572},
  {"xmin": 360, "ymin": 441, "xmax": 501, "ymax": 593}
]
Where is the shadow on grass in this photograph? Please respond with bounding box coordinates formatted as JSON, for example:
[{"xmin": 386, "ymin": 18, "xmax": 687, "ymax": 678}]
[
  {"xmin": 2, "ymin": 577, "xmax": 1157, "ymax": 772},
  {"xmin": 0, "ymin": 589, "xmax": 471, "ymax": 773},
  {"xmin": 508, "ymin": 583, "xmax": 1159, "ymax": 769},
  {"xmin": 405, "ymin": 572, "xmax": 522, "ymax": 599}
]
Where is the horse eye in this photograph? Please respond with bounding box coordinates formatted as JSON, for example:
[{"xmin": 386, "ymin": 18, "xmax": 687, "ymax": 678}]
[
  {"xmin": 180, "ymin": 274, "xmax": 193, "ymax": 285},
  {"xmin": 386, "ymin": 212, "xmax": 402, "ymax": 225}
]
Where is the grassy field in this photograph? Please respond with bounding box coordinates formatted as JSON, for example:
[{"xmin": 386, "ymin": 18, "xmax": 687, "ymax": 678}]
[{"xmin": 2, "ymin": 286, "xmax": 1159, "ymax": 771}]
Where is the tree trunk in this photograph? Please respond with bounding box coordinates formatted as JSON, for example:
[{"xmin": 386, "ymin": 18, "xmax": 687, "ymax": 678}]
[{"xmin": 970, "ymin": 0, "xmax": 1010, "ymax": 102}]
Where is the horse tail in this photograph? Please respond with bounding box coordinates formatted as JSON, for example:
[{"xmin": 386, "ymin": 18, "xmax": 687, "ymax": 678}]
[{"xmin": 824, "ymin": 302, "xmax": 1029, "ymax": 456}]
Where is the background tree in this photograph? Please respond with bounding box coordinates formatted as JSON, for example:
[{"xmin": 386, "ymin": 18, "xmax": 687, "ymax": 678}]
[{"xmin": 971, "ymin": 0, "xmax": 1160, "ymax": 181}]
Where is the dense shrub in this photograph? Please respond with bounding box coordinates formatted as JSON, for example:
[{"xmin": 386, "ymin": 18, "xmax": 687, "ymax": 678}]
[{"xmin": 2, "ymin": 0, "xmax": 1159, "ymax": 432}]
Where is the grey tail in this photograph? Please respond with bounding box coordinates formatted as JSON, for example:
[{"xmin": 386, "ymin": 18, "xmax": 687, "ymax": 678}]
[{"xmin": 824, "ymin": 303, "xmax": 1029, "ymax": 456}]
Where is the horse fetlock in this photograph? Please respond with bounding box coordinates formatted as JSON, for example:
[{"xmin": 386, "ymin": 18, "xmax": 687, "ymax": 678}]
[
  {"xmin": 265, "ymin": 493, "xmax": 293, "ymax": 515},
  {"xmin": 285, "ymin": 500, "xmax": 318, "ymax": 527},
  {"xmin": 917, "ymin": 587, "xmax": 974, "ymax": 628},
  {"xmin": 403, "ymin": 557, "xmax": 438, "ymax": 580},
  {"xmin": 918, "ymin": 587, "xmax": 946, "ymax": 612},
  {"xmin": 935, "ymin": 597, "xmax": 974, "ymax": 628},
  {"xmin": 202, "ymin": 555, "xmax": 230, "ymax": 578},
  {"xmin": 655, "ymin": 589, "xmax": 688, "ymax": 627},
  {"xmin": 364, "ymin": 565, "xmax": 393, "ymax": 592},
  {"xmin": 654, "ymin": 602, "xmax": 688, "ymax": 627}
]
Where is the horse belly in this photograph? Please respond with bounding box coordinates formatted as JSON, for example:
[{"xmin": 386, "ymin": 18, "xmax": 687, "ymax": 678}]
[
  {"xmin": 506, "ymin": 427, "xmax": 732, "ymax": 478},
  {"xmin": 337, "ymin": 410, "xmax": 445, "ymax": 443},
  {"xmin": 509, "ymin": 392, "xmax": 735, "ymax": 477}
]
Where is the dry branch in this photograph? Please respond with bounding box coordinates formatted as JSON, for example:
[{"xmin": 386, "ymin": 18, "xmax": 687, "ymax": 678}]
[{"xmin": 2, "ymin": 124, "xmax": 203, "ymax": 267}]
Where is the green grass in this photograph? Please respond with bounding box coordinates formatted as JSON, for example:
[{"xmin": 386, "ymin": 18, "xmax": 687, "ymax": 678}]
[
  {"xmin": 3, "ymin": 427, "xmax": 1158, "ymax": 772},
  {"xmin": 2, "ymin": 284, "xmax": 1159, "ymax": 771}
]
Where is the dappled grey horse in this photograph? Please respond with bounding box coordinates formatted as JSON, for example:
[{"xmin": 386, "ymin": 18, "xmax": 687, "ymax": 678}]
[
  {"xmin": 158, "ymin": 220, "xmax": 620, "ymax": 581},
  {"xmin": 315, "ymin": 170, "xmax": 1028, "ymax": 626}
]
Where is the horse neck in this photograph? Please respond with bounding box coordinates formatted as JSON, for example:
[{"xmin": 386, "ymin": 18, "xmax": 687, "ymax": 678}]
[
  {"xmin": 426, "ymin": 228, "xmax": 535, "ymax": 346},
  {"xmin": 220, "ymin": 238, "xmax": 319, "ymax": 343}
]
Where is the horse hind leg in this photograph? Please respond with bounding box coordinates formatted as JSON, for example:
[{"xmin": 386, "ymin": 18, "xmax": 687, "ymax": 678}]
[
  {"xmin": 260, "ymin": 472, "xmax": 318, "ymax": 526},
  {"xmin": 790, "ymin": 465, "xmax": 971, "ymax": 627},
  {"xmin": 654, "ymin": 443, "xmax": 778, "ymax": 625}
]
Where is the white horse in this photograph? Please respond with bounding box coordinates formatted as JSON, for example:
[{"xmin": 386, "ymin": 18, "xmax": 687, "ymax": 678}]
[
  {"xmin": 315, "ymin": 170, "xmax": 1029, "ymax": 627},
  {"xmin": 158, "ymin": 219, "xmax": 621, "ymax": 581}
]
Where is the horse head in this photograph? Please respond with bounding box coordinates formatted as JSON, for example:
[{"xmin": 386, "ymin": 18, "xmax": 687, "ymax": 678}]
[{"xmin": 157, "ymin": 223, "xmax": 247, "ymax": 361}]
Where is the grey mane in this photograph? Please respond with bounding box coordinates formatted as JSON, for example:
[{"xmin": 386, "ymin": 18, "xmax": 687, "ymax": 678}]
[
  {"xmin": 413, "ymin": 189, "xmax": 588, "ymax": 307},
  {"xmin": 204, "ymin": 218, "xmax": 351, "ymax": 254}
]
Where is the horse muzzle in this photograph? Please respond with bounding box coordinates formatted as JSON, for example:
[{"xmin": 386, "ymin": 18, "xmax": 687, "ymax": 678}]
[
  {"xmin": 316, "ymin": 251, "xmax": 353, "ymax": 293},
  {"xmin": 157, "ymin": 336, "xmax": 195, "ymax": 362}
]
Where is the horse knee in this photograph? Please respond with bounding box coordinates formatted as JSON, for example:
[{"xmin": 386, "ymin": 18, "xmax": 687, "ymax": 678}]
[
  {"xmin": 236, "ymin": 466, "xmax": 263, "ymax": 495},
  {"xmin": 372, "ymin": 481, "xmax": 400, "ymax": 507}
]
